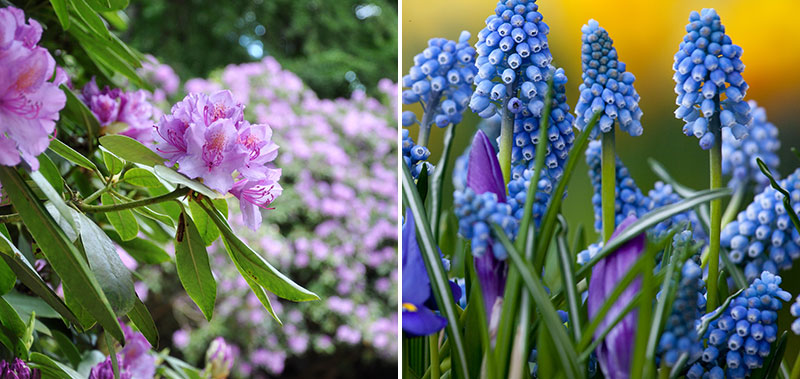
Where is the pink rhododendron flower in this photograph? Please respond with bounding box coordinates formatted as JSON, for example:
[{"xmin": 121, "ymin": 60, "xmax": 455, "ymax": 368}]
[
  {"xmin": 155, "ymin": 90, "xmax": 281, "ymax": 227},
  {"xmin": 80, "ymin": 77, "xmax": 155, "ymax": 144},
  {"xmin": 0, "ymin": 6, "xmax": 66, "ymax": 170}
]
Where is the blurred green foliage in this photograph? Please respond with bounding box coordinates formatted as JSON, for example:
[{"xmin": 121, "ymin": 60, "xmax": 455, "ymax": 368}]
[{"xmin": 123, "ymin": 0, "xmax": 397, "ymax": 98}]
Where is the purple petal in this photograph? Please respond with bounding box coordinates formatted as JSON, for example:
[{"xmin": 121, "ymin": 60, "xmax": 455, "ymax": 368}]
[
  {"xmin": 402, "ymin": 209, "xmax": 431, "ymax": 306},
  {"xmin": 466, "ymin": 130, "xmax": 506, "ymax": 202},
  {"xmin": 402, "ymin": 306, "xmax": 447, "ymax": 337},
  {"xmin": 587, "ymin": 215, "xmax": 645, "ymax": 379},
  {"xmin": 474, "ymin": 248, "xmax": 506, "ymax": 322}
]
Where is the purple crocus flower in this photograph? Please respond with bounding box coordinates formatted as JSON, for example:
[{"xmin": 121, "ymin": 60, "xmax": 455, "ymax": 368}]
[
  {"xmin": 0, "ymin": 358, "xmax": 41, "ymax": 379},
  {"xmin": 466, "ymin": 130, "xmax": 508, "ymax": 321},
  {"xmin": 587, "ymin": 215, "xmax": 645, "ymax": 379},
  {"xmin": 401, "ymin": 209, "xmax": 461, "ymax": 336},
  {"xmin": 0, "ymin": 6, "xmax": 66, "ymax": 170}
]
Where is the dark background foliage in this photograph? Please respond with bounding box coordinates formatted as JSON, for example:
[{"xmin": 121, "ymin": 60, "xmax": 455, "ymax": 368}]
[{"xmin": 122, "ymin": 0, "xmax": 398, "ymax": 99}]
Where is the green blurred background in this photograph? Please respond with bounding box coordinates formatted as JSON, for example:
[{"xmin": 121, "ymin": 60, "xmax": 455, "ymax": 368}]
[
  {"xmin": 123, "ymin": 0, "xmax": 397, "ymax": 99},
  {"xmin": 403, "ymin": 0, "xmax": 800, "ymax": 360}
]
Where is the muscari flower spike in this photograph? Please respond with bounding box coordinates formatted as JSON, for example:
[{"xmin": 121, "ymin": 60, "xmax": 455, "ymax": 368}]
[
  {"xmin": 402, "ymin": 31, "xmax": 477, "ymax": 128},
  {"xmin": 721, "ymin": 100, "xmax": 779, "ymax": 190},
  {"xmin": 657, "ymin": 243, "xmax": 707, "ymax": 368},
  {"xmin": 469, "ymin": 0, "xmax": 575, "ymax": 183},
  {"xmin": 575, "ymin": 19, "xmax": 643, "ymax": 138},
  {"xmin": 791, "ymin": 294, "xmax": 800, "ymax": 335},
  {"xmin": 688, "ymin": 271, "xmax": 790, "ymax": 379},
  {"xmin": 720, "ymin": 168, "xmax": 800, "ymax": 282},
  {"xmin": 673, "ymin": 8, "xmax": 752, "ymax": 150},
  {"xmin": 402, "ymin": 129, "xmax": 433, "ymax": 179}
]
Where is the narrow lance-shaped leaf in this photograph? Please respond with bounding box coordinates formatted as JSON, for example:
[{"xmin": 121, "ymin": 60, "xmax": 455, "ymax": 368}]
[
  {"xmin": 77, "ymin": 213, "xmax": 136, "ymax": 316},
  {"xmin": 175, "ymin": 212, "xmax": 217, "ymax": 320},
  {"xmin": 196, "ymin": 198, "xmax": 319, "ymax": 302},
  {"xmin": 0, "ymin": 166, "xmax": 124, "ymax": 342},
  {"xmin": 101, "ymin": 193, "xmax": 139, "ymax": 241}
]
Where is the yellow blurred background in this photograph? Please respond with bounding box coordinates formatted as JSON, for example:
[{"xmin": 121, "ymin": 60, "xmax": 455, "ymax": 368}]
[{"xmin": 402, "ymin": 0, "xmax": 800, "ymax": 357}]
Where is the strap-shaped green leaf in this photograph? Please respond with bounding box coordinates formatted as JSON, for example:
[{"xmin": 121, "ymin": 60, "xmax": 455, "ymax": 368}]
[
  {"xmin": 175, "ymin": 212, "xmax": 216, "ymax": 320},
  {"xmin": 29, "ymin": 352, "xmax": 84, "ymax": 379},
  {"xmin": 197, "ymin": 199, "xmax": 319, "ymax": 302},
  {"xmin": 0, "ymin": 166, "xmax": 124, "ymax": 342},
  {"xmin": 49, "ymin": 0, "xmax": 70, "ymax": 29}
]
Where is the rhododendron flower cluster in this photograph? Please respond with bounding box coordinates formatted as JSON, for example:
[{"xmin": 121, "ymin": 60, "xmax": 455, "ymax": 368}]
[
  {"xmin": 80, "ymin": 77, "xmax": 157, "ymax": 144},
  {"xmin": 0, "ymin": 6, "xmax": 66, "ymax": 170},
  {"xmin": 89, "ymin": 323, "xmax": 156, "ymax": 379},
  {"xmin": 153, "ymin": 90, "xmax": 282, "ymax": 230},
  {"xmin": 144, "ymin": 57, "xmax": 397, "ymax": 377}
]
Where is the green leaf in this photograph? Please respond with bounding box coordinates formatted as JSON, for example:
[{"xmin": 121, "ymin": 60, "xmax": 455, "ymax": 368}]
[
  {"xmin": 175, "ymin": 212, "xmax": 216, "ymax": 320},
  {"xmin": 4, "ymin": 291, "xmax": 61, "ymax": 320},
  {"xmin": 101, "ymin": 11, "xmax": 128, "ymax": 30},
  {"xmin": 68, "ymin": 0, "xmax": 109, "ymax": 37},
  {"xmin": 757, "ymin": 158, "xmax": 800, "ymax": 234},
  {"xmin": 100, "ymin": 135, "xmax": 165, "ymax": 167},
  {"xmin": 48, "ymin": 139, "xmax": 98, "ymax": 171},
  {"xmin": 402, "ymin": 165, "xmax": 469, "ymax": 379},
  {"xmin": 132, "ymin": 204, "xmax": 175, "ymax": 228},
  {"xmin": 0, "ymin": 245, "xmax": 81, "ymax": 327},
  {"xmin": 644, "ymin": 243, "xmax": 682, "ymax": 369},
  {"xmin": 52, "ymin": 330, "xmax": 82, "ymax": 367},
  {"xmin": 60, "ymin": 85, "xmax": 101, "ymax": 142},
  {"xmin": 430, "ymin": 123, "xmax": 456, "ymax": 243},
  {"xmin": 44, "ymin": 203, "xmax": 80, "ymax": 242},
  {"xmin": 230, "ymin": 257, "xmax": 282, "ymax": 325},
  {"xmin": 102, "ymin": 150, "xmax": 124, "ymax": 176},
  {"xmin": 189, "ymin": 201, "xmax": 220, "ymax": 246},
  {"xmin": 77, "ymin": 213, "xmax": 136, "ymax": 316},
  {"xmin": 30, "ymin": 170, "xmax": 77, "ymax": 233},
  {"xmin": 127, "ymin": 297, "xmax": 159, "ymax": 347},
  {"xmin": 101, "ymin": 193, "xmax": 139, "ymax": 241},
  {"xmin": 0, "ymin": 167, "xmax": 124, "ymax": 342},
  {"xmin": 109, "ymin": 230, "xmax": 170, "ymax": 264},
  {"xmin": 37, "ymin": 154, "xmax": 64, "ymax": 192},
  {"xmin": 153, "ymin": 165, "xmax": 222, "ymax": 199},
  {"xmin": 198, "ymin": 199, "xmax": 319, "ymax": 302},
  {"xmin": 491, "ymin": 224, "xmax": 584, "ymax": 379},
  {"xmin": 0, "ymin": 259, "xmax": 14, "ymax": 296},
  {"xmin": 555, "ymin": 218, "xmax": 582, "ymax": 341},
  {"xmin": 50, "ymin": 0, "xmax": 70, "ymax": 29},
  {"xmin": 576, "ymin": 188, "xmax": 732, "ymax": 280},
  {"xmin": 123, "ymin": 168, "xmax": 163, "ymax": 188},
  {"xmin": 0, "ymin": 297, "xmax": 27, "ymax": 357},
  {"xmin": 85, "ymin": 0, "xmax": 128, "ymax": 12},
  {"xmin": 29, "ymin": 352, "xmax": 84, "ymax": 379}
]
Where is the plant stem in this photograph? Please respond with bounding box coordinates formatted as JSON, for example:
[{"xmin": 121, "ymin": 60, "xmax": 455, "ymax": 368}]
[
  {"xmin": 75, "ymin": 187, "xmax": 190, "ymax": 213},
  {"xmin": 417, "ymin": 98, "xmax": 440, "ymax": 147},
  {"xmin": 82, "ymin": 180, "xmax": 114, "ymax": 204},
  {"xmin": 601, "ymin": 128, "xmax": 616, "ymax": 242},
  {"xmin": 430, "ymin": 334, "xmax": 440, "ymax": 379},
  {"xmin": 707, "ymin": 97, "xmax": 723, "ymax": 312},
  {"xmin": 498, "ymin": 91, "xmax": 514, "ymax": 185}
]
